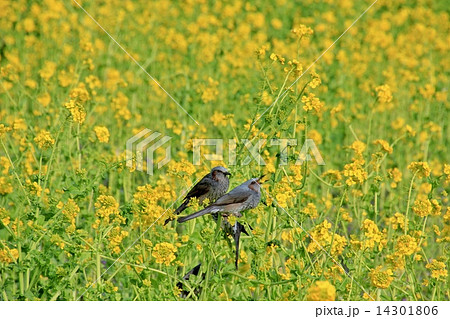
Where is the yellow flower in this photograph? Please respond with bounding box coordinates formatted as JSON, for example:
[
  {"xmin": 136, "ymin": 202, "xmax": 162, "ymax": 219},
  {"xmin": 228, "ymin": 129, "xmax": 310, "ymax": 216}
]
[
  {"xmin": 341, "ymin": 210, "xmax": 353, "ymax": 222},
  {"xmin": 308, "ymin": 129, "xmax": 322, "ymax": 145},
  {"xmin": 152, "ymin": 242, "xmax": 177, "ymax": 266},
  {"xmin": 431, "ymin": 199, "xmax": 442, "ymax": 216},
  {"xmin": 167, "ymin": 160, "xmax": 196, "ymax": 183},
  {"xmin": 0, "ymin": 124, "xmax": 12, "ymax": 138},
  {"xmin": 291, "ymin": 24, "xmax": 314, "ymax": 38},
  {"xmin": 199, "ymin": 77, "xmax": 219, "ymax": 103},
  {"xmin": 210, "ymin": 112, "xmax": 232, "ymax": 127},
  {"xmin": 94, "ymin": 195, "xmax": 122, "ymax": 226},
  {"xmin": 12, "ymin": 119, "xmax": 27, "ymax": 131},
  {"xmin": 0, "ymin": 156, "xmax": 11, "ymax": 175},
  {"xmin": 443, "ymin": 164, "xmax": 450, "ymax": 183},
  {"xmin": 0, "ymin": 247, "xmax": 19, "ymax": 264},
  {"xmin": 370, "ymin": 266, "xmax": 393, "ymax": 289},
  {"xmin": 281, "ymin": 229, "xmax": 294, "ymax": 243},
  {"xmin": 426, "ymin": 259, "xmax": 447, "ymax": 281},
  {"xmin": 408, "ymin": 161, "xmax": 431, "ymax": 178},
  {"xmin": 322, "ymin": 169, "xmax": 342, "ymax": 182},
  {"xmin": 387, "ymin": 167, "xmax": 402, "ymax": 188},
  {"xmin": 360, "ymin": 219, "xmax": 387, "ymax": 250},
  {"xmin": 26, "ymin": 181, "xmax": 42, "ymax": 196},
  {"xmin": 62, "ymin": 199, "xmax": 79, "ymax": 233},
  {"xmin": 261, "ymin": 91, "xmax": 273, "ymax": 106},
  {"xmin": 301, "ymin": 93, "xmax": 324, "ymax": 114},
  {"xmin": 412, "ymin": 194, "xmax": 432, "ymax": 217},
  {"xmin": 22, "ymin": 18, "xmax": 36, "ymax": 33},
  {"xmin": 271, "ymin": 18, "xmax": 283, "ymax": 30},
  {"xmin": 64, "ymin": 99, "xmax": 86, "ymax": 124},
  {"xmin": 386, "ymin": 253, "xmax": 406, "ymax": 271},
  {"xmin": 444, "ymin": 164, "xmax": 450, "ymax": 175},
  {"xmin": 255, "ymin": 45, "xmax": 267, "ymax": 57},
  {"xmin": 375, "ymin": 84, "xmax": 393, "ymax": 103},
  {"xmin": 34, "ymin": 130, "xmax": 55, "ymax": 150},
  {"xmin": 37, "ymin": 92, "xmax": 51, "ymax": 107},
  {"xmin": 388, "ymin": 212, "xmax": 405, "ymax": 230},
  {"xmin": 349, "ymin": 140, "xmax": 366, "ymax": 154},
  {"xmin": 391, "ymin": 117, "xmax": 405, "ymax": 130},
  {"xmin": 58, "ymin": 70, "xmax": 74, "ymax": 87},
  {"xmin": 108, "ymin": 226, "xmax": 129, "ymax": 254},
  {"xmin": 0, "ymin": 177, "xmax": 13, "ymax": 195},
  {"xmin": 306, "ymin": 281, "xmax": 336, "ymax": 301},
  {"xmin": 307, "ymin": 220, "xmax": 347, "ymax": 256},
  {"xmin": 0, "ymin": 208, "xmax": 10, "ymax": 226},
  {"xmin": 39, "ymin": 61, "xmax": 57, "ymax": 81},
  {"xmin": 270, "ymin": 53, "xmax": 285, "ymax": 64},
  {"xmin": 24, "ymin": 79, "xmax": 37, "ymax": 89},
  {"xmin": 275, "ymin": 193, "xmax": 288, "ymax": 208},
  {"xmin": 395, "ymin": 235, "xmax": 417, "ymax": 256},
  {"xmin": 308, "ymin": 71, "xmax": 321, "ymax": 88},
  {"xmin": 343, "ymin": 161, "xmax": 368, "ymax": 186},
  {"xmin": 70, "ymin": 83, "xmax": 90, "ymax": 102},
  {"xmin": 302, "ymin": 203, "xmax": 318, "ymax": 219},
  {"xmin": 373, "ymin": 139, "xmax": 393, "ymax": 154},
  {"xmin": 131, "ymin": 182, "xmax": 176, "ymax": 227},
  {"xmin": 287, "ymin": 59, "xmax": 303, "ymax": 76},
  {"xmin": 94, "ymin": 126, "xmax": 110, "ymax": 143},
  {"xmin": 419, "ymin": 84, "xmax": 435, "ymax": 99}
]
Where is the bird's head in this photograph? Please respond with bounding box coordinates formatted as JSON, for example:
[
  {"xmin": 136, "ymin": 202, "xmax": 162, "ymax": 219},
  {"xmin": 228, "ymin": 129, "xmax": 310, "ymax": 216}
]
[
  {"xmin": 247, "ymin": 175, "xmax": 265, "ymax": 192},
  {"xmin": 211, "ymin": 166, "xmax": 231, "ymax": 180}
]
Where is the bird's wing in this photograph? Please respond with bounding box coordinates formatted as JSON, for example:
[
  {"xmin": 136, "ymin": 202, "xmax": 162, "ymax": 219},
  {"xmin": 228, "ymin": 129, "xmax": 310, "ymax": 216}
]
[
  {"xmin": 184, "ymin": 175, "xmax": 213, "ymax": 199},
  {"xmin": 211, "ymin": 190, "xmax": 250, "ymax": 206}
]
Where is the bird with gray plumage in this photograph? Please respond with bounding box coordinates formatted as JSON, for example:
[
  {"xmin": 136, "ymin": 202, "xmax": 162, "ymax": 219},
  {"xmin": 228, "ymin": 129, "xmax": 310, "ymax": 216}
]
[
  {"xmin": 177, "ymin": 176, "xmax": 263, "ymax": 223},
  {"xmin": 164, "ymin": 166, "xmax": 231, "ymax": 224}
]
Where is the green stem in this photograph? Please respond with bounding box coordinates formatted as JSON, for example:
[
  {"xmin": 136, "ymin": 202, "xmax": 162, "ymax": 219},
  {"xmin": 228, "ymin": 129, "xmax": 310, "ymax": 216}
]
[
  {"xmin": 1, "ymin": 140, "xmax": 32, "ymax": 206},
  {"xmin": 404, "ymin": 173, "xmax": 417, "ymax": 235}
]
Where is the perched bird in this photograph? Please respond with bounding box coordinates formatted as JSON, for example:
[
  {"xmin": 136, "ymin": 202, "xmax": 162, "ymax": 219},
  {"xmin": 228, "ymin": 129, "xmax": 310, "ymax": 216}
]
[
  {"xmin": 164, "ymin": 166, "xmax": 231, "ymax": 224},
  {"xmin": 178, "ymin": 176, "xmax": 263, "ymax": 223}
]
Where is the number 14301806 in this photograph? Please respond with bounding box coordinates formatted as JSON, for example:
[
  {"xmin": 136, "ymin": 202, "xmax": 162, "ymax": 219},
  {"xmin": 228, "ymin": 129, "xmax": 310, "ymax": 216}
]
[{"xmin": 377, "ymin": 306, "xmax": 438, "ymax": 316}]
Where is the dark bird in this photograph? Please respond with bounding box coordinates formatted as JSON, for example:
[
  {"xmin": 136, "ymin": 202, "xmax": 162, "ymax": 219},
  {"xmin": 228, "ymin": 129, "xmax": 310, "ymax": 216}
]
[{"xmin": 165, "ymin": 166, "xmax": 231, "ymax": 224}]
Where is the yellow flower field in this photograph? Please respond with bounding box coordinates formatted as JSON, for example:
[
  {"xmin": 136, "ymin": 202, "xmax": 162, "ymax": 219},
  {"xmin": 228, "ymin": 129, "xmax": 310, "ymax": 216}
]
[{"xmin": 0, "ymin": 0, "xmax": 449, "ymax": 301}]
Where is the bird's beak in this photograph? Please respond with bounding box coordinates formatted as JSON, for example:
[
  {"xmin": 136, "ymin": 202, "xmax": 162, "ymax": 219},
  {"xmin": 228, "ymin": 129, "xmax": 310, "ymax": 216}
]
[
  {"xmin": 256, "ymin": 175, "xmax": 266, "ymax": 183},
  {"xmin": 225, "ymin": 172, "xmax": 231, "ymax": 176}
]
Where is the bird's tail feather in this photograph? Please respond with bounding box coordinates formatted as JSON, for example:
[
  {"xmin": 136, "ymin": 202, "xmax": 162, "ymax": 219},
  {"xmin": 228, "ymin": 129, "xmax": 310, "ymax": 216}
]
[
  {"xmin": 174, "ymin": 198, "xmax": 190, "ymax": 215},
  {"xmin": 164, "ymin": 198, "xmax": 190, "ymax": 225},
  {"xmin": 178, "ymin": 207, "xmax": 214, "ymax": 223}
]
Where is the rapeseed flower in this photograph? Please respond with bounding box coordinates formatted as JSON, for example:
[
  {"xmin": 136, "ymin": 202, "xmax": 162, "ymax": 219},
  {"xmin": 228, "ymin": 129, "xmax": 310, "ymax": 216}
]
[
  {"xmin": 408, "ymin": 161, "xmax": 431, "ymax": 178},
  {"xmin": 375, "ymin": 84, "xmax": 393, "ymax": 103},
  {"xmin": 395, "ymin": 235, "xmax": 418, "ymax": 256},
  {"xmin": 94, "ymin": 126, "xmax": 110, "ymax": 143},
  {"xmin": 306, "ymin": 281, "xmax": 336, "ymax": 301},
  {"xmin": 34, "ymin": 130, "xmax": 55, "ymax": 149},
  {"xmin": 152, "ymin": 242, "xmax": 177, "ymax": 266},
  {"xmin": 370, "ymin": 266, "xmax": 393, "ymax": 289},
  {"xmin": 301, "ymin": 93, "xmax": 324, "ymax": 114},
  {"xmin": 426, "ymin": 259, "xmax": 447, "ymax": 281}
]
